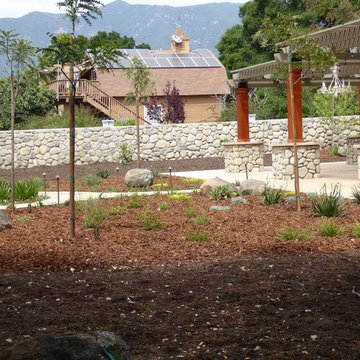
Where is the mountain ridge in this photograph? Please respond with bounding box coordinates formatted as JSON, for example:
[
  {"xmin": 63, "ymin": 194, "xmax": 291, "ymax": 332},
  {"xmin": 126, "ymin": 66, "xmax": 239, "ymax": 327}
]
[{"xmin": 0, "ymin": 0, "xmax": 242, "ymax": 54}]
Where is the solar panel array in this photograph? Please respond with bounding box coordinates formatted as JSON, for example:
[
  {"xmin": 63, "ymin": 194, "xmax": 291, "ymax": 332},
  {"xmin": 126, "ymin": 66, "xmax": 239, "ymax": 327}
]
[{"xmin": 115, "ymin": 49, "xmax": 221, "ymax": 69}]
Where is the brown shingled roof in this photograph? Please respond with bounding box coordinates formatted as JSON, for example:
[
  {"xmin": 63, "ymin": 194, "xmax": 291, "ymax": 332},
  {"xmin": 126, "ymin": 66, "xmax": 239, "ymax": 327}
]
[{"xmin": 97, "ymin": 66, "xmax": 229, "ymax": 97}]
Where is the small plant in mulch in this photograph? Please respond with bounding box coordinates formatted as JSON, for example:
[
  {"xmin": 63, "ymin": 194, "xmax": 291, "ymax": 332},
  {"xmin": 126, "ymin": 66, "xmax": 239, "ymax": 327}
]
[
  {"xmin": 312, "ymin": 184, "xmax": 346, "ymax": 218},
  {"xmin": 319, "ymin": 220, "xmax": 343, "ymax": 237},
  {"xmin": 306, "ymin": 192, "xmax": 318, "ymax": 199},
  {"xmin": 210, "ymin": 185, "xmax": 234, "ymax": 200},
  {"xmin": 279, "ymin": 227, "xmax": 312, "ymax": 242},
  {"xmin": 14, "ymin": 215, "xmax": 33, "ymax": 223},
  {"xmin": 127, "ymin": 195, "xmax": 142, "ymax": 209},
  {"xmin": 351, "ymin": 185, "xmax": 360, "ymax": 204},
  {"xmin": 158, "ymin": 201, "xmax": 170, "ymax": 211},
  {"xmin": 168, "ymin": 193, "xmax": 192, "ymax": 202},
  {"xmin": 96, "ymin": 168, "xmax": 110, "ymax": 179},
  {"xmin": 90, "ymin": 184, "xmax": 101, "ymax": 192},
  {"xmin": 82, "ymin": 198, "xmax": 107, "ymax": 237},
  {"xmin": 186, "ymin": 205, "xmax": 197, "ymax": 218},
  {"xmin": 119, "ymin": 142, "xmax": 133, "ymax": 165},
  {"xmin": 109, "ymin": 206, "xmax": 125, "ymax": 216},
  {"xmin": 262, "ymin": 186, "xmax": 284, "ymax": 205},
  {"xmin": 149, "ymin": 167, "xmax": 159, "ymax": 178},
  {"xmin": 186, "ymin": 229, "xmax": 208, "ymax": 242},
  {"xmin": 182, "ymin": 178, "xmax": 204, "ymax": 184},
  {"xmin": 231, "ymin": 197, "xmax": 247, "ymax": 205},
  {"xmin": 152, "ymin": 183, "xmax": 168, "ymax": 191},
  {"xmin": 107, "ymin": 186, "xmax": 119, "ymax": 192},
  {"xmin": 14, "ymin": 179, "xmax": 41, "ymax": 202},
  {"xmin": 195, "ymin": 214, "xmax": 209, "ymax": 225},
  {"xmin": 209, "ymin": 205, "xmax": 231, "ymax": 211},
  {"xmin": 0, "ymin": 179, "xmax": 11, "ymax": 202},
  {"xmin": 139, "ymin": 208, "xmax": 163, "ymax": 230},
  {"xmin": 83, "ymin": 174, "xmax": 102, "ymax": 187},
  {"xmin": 285, "ymin": 195, "xmax": 304, "ymax": 203},
  {"xmin": 352, "ymin": 222, "xmax": 360, "ymax": 238}
]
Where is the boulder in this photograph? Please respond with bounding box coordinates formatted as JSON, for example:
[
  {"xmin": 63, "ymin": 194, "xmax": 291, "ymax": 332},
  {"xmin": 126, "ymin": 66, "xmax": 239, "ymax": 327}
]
[
  {"xmin": 125, "ymin": 168, "xmax": 153, "ymax": 188},
  {"xmin": 199, "ymin": 177, "xmax": 238, "ymax": 196},
  {"xmin": 0, "ymin": 211, "xmax": 11, "ymax": 230},
  {"xmin": 0, "ymin": 332, "xmax": 131, "ymax": 360},
  {"xmin": 239, "ymin": 179, "xmax": 266, "ymax": 196}
]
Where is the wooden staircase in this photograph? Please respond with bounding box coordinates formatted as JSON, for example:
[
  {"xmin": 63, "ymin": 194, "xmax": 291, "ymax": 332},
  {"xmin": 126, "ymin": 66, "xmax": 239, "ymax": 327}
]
[{"xmin": 50, "ymin": 79, "xmax": 151, "ymax": 125}]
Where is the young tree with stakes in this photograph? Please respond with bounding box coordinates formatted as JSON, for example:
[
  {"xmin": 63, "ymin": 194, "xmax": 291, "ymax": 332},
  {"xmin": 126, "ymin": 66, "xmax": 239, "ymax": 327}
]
[
  {"xmin": 0, "ymin": 30, "xmax": 35, "ymax": 213},
  {"xmin": 55, "ymin": 0, "xmax": 121, "ymax": 238},
  {"xmin": 124, "ymin": 57, "xmax": 154, "ymax": 168}
]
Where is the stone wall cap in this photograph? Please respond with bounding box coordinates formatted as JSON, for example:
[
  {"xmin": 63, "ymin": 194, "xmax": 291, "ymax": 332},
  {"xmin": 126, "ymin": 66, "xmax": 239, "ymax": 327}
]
[
  {"xmin": 223, "ymin": 141, "xmax": 264, "ymax": 146},
  {"xmin": 347, "ymin": 135, "xmax": 360, "ymax": 139},
  {"xmin": 271, "ymin": 142, "xmax": 320, "ymax": 148},
  {"xmin": 353, "ymin": 144, "xmax": 360, "ymax": 149}
]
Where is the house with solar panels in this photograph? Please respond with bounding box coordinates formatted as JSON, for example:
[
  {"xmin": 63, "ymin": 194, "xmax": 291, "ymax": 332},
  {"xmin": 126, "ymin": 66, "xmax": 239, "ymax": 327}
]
[{"xmin": 51, "ymin": 27, "xmax": 229, "ymax": 124}]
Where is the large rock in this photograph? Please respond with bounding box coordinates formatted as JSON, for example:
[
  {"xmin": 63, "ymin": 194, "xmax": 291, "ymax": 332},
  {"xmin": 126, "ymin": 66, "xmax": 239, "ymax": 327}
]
[
  {"xmin": 199, "ymin": 177, "xmax": 237, "ymax": 196},
  {"xmin": 0, "ymin": 332, "xmax": 131, "ymax": 360},
  {"xmin": 239, "ymin": 179, "xmax": 266, "ymax": 196},
  {"xmin": 0, "ymin": 211, "xmax": 11, "ymax": 230},
  {"xmin": 125, "ymin": 168, "xmax": 153, "ymax": 188}
]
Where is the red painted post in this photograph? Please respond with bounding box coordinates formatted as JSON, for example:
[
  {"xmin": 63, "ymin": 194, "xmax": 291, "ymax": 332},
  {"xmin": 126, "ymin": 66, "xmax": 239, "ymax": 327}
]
[
  {"xmin": 287, "ymin": 68, "xmax": 304, "ymax": 142},
  {"xmin": 236, "ymin": 82, "xmax": 250, "ymax": 142}
]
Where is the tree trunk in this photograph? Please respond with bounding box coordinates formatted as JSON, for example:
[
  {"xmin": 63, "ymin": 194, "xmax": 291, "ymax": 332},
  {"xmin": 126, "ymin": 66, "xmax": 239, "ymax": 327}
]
[
  {"xmin": 136, "ymin": 100, "xmax": 141, "ymax": 169},
  {"xmin": 10, "ymin": 69, "xmax": 15, "ymax": 213},
  {"xmin": 69, "ymin": 36, "xmax": 76, "ymax": 239}
]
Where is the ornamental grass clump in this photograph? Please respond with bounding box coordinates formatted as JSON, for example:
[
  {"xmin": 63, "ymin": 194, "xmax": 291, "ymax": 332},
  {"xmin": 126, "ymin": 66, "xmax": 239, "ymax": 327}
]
[
  {"xmin": 127, "ymin": 195, "xmax": 142, "ymax": 209},
  {"xmin": 312, "ymin": 184, "xmax": 346, "ymax": 217},
  {"xmin": 83, "ymin": 174, "xmax": 102, "ymax": 187},
  {"xmin": 186, "ymin": 229, "xmax": 208, "ymax": 242},
  {"xmin": 0, "ymin": 179, "xmax": 11, "ymax": 202},
  {"xmin": 158, "ymin": 201, "xmax": 170, "ymax": 211},
  {"xmin": 279, "ymin": 227, "xmax": 312, "ymax": 242},
  {"xmin": 195, "ymin": 214, "xmax": 209, "ymax": 225},
  {"xmin": 83, "ymin": 198, "xmax": 107, "ymax": 237},
  {"xmin": 210, "ymin": 185, "xmax": 234, "ymax": 200},
  {"xmin": 96, "ymin": 168, "xmax": 110, "ymax": 179},
  {"xmin": 186, "ymin": 205, "xmax": 197, "ymax": 218},
  {"xmin": 262, "ymin": 186, "xmax": 283, "ymax": 205},
  {"xmin": 319, "ymin": 220, "xmax": 343, "ymax": 237},
  {"xmin": 351, "ymin": 185, "xmax": 360, "ymax": 204},
  {"xmin": 352, "ymin": 222, "xmax": 360, "ymax": 238},
  {"xmin": 14, "ymin": 179, "xmax": 41, "ymax": 201},
  {"xmin": 139, "ymin": 208, "xmax": 163, "ymax": 230}
]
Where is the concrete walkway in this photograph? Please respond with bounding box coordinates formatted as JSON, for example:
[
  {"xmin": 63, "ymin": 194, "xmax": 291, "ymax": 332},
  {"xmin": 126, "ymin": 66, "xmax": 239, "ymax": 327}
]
[
  {"xmin": 2, "ymin": 161, "xmax": 359, "ymax": 210},
  {"xmin": 172, "ymin": 161, "xmax": 359, "ymax": 199}
]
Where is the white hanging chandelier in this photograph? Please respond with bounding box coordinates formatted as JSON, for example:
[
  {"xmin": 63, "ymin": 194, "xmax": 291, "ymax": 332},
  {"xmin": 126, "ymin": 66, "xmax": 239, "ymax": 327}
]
[{"xmin": 320, "ymin": 65, "xmax": 351, "ymax": 97}]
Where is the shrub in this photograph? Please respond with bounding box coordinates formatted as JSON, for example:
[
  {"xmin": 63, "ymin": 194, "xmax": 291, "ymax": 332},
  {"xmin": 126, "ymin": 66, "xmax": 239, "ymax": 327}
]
[
  {"xmin": 152, "ymin": 183, "xmax": 168, "ymax": 190},
  {"xmin": 168, "ymin": 193, "xmax": 192, "ymax": 202},
  {"xmin": 319, "ymin": 220, "xmax": 343, "ymax": 237},
  {"xmin": 96, "ymin": 168, "xmax": 110, "ymax": 179},
  {"xmin": 83, "ymin": 198, "xmax": 107, "ymax": 229},
  {"xmin": 75, "ymin": 200, "xmax": 86, "ymax": 212},
  {"xmin": 262, "ymin": 186, "xmax": 283, "ymax": 205},
  {"xmin": 115, "ymin": 119, "xmax": 136, "ymax": 126},
  {"xmin": 158, "ymin": 201, "xmax": 170, "ymax": 211},
  {"xmin": 149, "ymin": 168, "xmax": 159, "ymax": 178},
  {"xmin": 14, "ymin": 179, "xmax": 40, "ymax": 201},
  {"xmin": 210, "ymin": 185, "xmax": 234, "ymax": 200},
  {"xmin": 119, "ymin": 142, "xmax": 133, "ymax": 165},
  {"xmin": 0, "ymin": 179, "xmax": 11, "ymax": 201},
  {"xmin": 231, "ymin": 197, "xmax": 247, "ymax": 205},
  {"xmin": 352, "ymin": 222, "xmax": 360, "ymax": 238},
  {"xmin": 109, "ymin": 206, "xmax": 125, "ymax": 216},
  {"xmin": 83, "ymin": 175, "xmax": 102, "ymax": 187},
  {"xmin": 139, "ymin": 208, "xmax": 163, "ymax": 230},
  {"xmin": 186, "ymin": 229, "xmax": 208, "ymax": 242},
  {"xmin": 351, "ymin": 185, "xmax": 360, "ymax": 204},
  {"xmin": 279, "ymin": 227, "xmax": 312, "ymax": 242},
  {"xmin": 312, "ymin": 184, "xmax": 346, "ymax": 217},
  {"xmin": 195, "ymin": 214, "xmax": 209, "ymax": 225},
  {"xmin": 186, "ymin": 205, "xmax": 197, "ymax": 218},
  {"xmin": 182, "ymin": 178, "xmax": 204, "ymax": 184},
  {"xmin": 127, "ymin": 195, "xmax": 142, "ymax": 209}
]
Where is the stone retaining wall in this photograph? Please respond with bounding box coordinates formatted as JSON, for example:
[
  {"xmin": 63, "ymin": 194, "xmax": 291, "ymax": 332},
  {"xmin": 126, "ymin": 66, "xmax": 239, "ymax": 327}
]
[{"xmin": 0, "ymin": 115, "xmax": 359, "ymax": 169}]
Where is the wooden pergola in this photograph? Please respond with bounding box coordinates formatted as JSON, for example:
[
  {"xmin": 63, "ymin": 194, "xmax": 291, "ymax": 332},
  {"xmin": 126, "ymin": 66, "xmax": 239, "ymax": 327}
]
[{"xmin": 231, "ymin": 19, "xmax": 360, "ymax": 143}]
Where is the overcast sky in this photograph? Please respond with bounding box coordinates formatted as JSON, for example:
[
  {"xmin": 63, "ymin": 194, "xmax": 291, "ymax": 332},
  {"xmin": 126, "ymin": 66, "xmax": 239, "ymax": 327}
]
[{"xmin": 2, "ymin": 0, "xmax": 244, "ymax": 18}]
